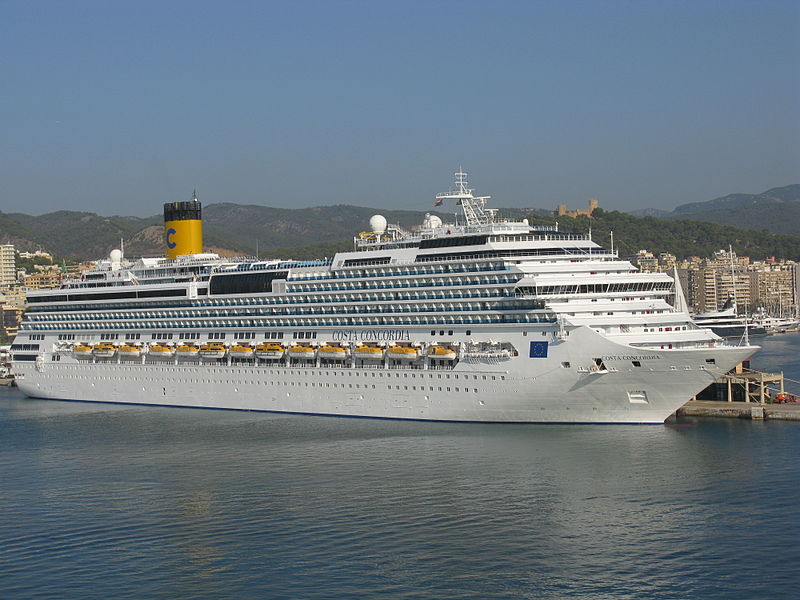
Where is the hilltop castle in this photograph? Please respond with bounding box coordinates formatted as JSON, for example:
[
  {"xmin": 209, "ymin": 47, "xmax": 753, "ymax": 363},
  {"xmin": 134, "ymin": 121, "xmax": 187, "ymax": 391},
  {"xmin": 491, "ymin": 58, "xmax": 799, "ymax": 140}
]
[{"xmin": 556, "ymin": 198, "xmax": 599, "ymax": 218}]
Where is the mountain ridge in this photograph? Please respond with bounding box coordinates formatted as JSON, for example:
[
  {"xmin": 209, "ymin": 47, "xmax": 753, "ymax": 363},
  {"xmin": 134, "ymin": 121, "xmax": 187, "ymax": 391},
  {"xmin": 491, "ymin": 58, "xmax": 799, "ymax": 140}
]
[
  {"xmin": 629, "ymin": 184, "xmax": 800, "ymax": 234},
  {"xmin": 2, "ymin": 184, "xmax": 799, "ymax": 261}
]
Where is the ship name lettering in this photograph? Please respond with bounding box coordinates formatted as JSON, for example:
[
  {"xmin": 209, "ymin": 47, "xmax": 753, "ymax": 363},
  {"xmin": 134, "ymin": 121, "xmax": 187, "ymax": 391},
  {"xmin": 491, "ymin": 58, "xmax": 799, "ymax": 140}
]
[
  {"xmin": 331, "ymin": 329, "xmax": 411, "ymax": 342},
  {"xmin": 601, "ymin": 354, "xmax": 662, "ymax": 361}
]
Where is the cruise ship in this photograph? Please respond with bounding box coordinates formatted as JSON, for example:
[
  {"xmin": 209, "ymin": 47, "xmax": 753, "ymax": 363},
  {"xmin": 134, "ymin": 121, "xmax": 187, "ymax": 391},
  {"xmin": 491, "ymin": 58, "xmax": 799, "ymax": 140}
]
[{"xmin": 11, "ymin": 171, "xmax": 757, "ymax": 423}]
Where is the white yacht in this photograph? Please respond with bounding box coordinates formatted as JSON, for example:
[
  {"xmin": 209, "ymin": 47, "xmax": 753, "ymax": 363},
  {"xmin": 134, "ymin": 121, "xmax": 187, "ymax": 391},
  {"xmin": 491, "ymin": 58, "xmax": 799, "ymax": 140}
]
[
  {"xmin": 11, "ymin": 171, "xmax": 757, "ymax": 423},
  {"xmin": 693, "ymin": 297, "xmax": 766, "ymax": 339},
  {"xmin": 750, "ymin": 307, "xmax": 799, "ymax": 334}
]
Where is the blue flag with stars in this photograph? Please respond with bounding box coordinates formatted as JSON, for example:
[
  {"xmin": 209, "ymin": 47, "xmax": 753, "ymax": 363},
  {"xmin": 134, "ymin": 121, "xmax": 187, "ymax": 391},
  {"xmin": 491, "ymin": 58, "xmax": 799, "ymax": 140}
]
[{"xmin": 529, "ymin": 341, "xmax": 548, "ymax": 358}]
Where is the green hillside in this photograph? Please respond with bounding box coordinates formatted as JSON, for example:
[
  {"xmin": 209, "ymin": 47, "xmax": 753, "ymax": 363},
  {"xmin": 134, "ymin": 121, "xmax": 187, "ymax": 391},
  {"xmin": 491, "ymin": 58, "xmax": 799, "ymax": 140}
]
[
  {"xmin": 529, "ymin": 209, "xmax": 800, "ymax": 261},
  {"xmin": 201, "ymin": 204, "xmax": 454, "ymax": 256},
  {"xmin": 651, "ymin": 184, "xmax": 800, "ymax": 235},
  {"xmin": 0, "ymin": 205, "xmax": 455, "ymax": 260},
  {"xmin": 4, "ymin": 211, "xmax": 158, "ymax": 259},
  {"xmin": 2, "ymin": 202, "xmax": 800, "ymax": 263},
  {"xmin": 664, "ymin": 203, "xmax": 800, "ymax": 236}
]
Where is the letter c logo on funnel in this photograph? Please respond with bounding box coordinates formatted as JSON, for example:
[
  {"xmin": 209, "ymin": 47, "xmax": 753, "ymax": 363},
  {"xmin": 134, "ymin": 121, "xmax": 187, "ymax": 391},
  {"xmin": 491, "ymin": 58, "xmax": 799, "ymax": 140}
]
[{"xmin": 166, "ymin": 228, "xmax": 177, "ymax": 249}]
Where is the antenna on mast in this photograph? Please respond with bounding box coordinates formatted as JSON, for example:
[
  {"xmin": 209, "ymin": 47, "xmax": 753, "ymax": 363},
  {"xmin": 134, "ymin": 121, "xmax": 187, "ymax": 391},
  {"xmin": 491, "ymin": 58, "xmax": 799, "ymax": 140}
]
[{"xmin": 434, "ymin": 169, "xmax": 494, "ymax": 226}]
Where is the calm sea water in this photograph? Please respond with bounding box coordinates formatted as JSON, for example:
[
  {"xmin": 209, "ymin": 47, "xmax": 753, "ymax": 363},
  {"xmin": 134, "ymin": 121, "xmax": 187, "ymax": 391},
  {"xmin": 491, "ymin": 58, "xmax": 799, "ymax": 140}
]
[{"xmin": 2, "ymin": 336, "xmax": 799, "ymax": 599}]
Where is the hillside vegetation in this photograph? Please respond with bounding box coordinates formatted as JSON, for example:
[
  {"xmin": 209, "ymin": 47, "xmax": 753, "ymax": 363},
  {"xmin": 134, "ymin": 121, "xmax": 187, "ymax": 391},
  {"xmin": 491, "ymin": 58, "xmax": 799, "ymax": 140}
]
[
  {"xmin": 633, "ymin": 184, "xmax": 800, "ymax": 236},
  {"xmin": 529, "ymin": 209, "xmax": 800, "ymax": 261},
  {"xmin": 2, "ymin": 200, "xmax": 800, "ymax": 263},
  {"xmin": 0, "ymin": 205, "xmax": 454, "ymax": 260}
]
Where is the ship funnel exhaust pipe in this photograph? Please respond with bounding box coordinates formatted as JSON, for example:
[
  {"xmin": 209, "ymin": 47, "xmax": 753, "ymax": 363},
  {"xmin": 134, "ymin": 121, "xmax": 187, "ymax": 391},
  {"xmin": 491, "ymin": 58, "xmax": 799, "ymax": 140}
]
[{"xmin": 164, "ymin": 192, "xmax": 203, "ymax": 259}]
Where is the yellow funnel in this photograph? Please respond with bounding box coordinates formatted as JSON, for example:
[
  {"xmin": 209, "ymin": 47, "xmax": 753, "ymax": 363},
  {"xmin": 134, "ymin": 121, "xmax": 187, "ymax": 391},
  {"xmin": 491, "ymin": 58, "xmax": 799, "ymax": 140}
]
[{"xmin": 164, "ymin": 199, "xmax": 203, "ymax": 259}]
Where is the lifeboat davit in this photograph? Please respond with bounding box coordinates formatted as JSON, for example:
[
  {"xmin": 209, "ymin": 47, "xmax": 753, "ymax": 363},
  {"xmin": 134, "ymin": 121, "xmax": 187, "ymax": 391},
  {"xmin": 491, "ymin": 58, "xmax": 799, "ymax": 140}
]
[
  {"xmin": 255, "ymin": 342, "xmax": 285, "ymax": 360},
  {"xmin": 92, "ymin": 342, "xmax": 117, "ymax": 358},
  {"xmin": 428, "ymin": 345, "xmax": 457, "ymax": 360},
  {"xmin": 229, "ymin": 344, "xmax": 255, "ymax": 359},
  {"xmin": 118, "ymin": 344, "xmax": 142, "ymax": 359},
  {"xmin": 176, "ymin": 344, "xmax": 200, "ymax": 358},
  {"xmin": 148, "ymin": 344, "xmax": 176, "ymax": 359},
  {"xmin": 288, "ymin": 344, "xmax": 316, "ymax": 360},
  {"xmin": 318, "ymin": 344, "xmax": 349, "ymax": 360},
  {"xmin": 72, "ymin": 343, "xmax": 94, "ymax": 359},
  {"xmin": 199, "ymin": 342, "xmax": 227, "ymax": 359},
  {"xmin": 387, "ymin": 345, "xmax": 419, "ymax": 360}
]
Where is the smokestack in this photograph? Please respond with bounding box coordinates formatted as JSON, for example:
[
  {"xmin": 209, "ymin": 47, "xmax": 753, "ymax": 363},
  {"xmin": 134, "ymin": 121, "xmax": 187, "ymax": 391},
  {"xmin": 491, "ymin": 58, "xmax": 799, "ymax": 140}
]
[{"xmin": 163, "ymin": 191, "xmax": 203, "ymax": 259}]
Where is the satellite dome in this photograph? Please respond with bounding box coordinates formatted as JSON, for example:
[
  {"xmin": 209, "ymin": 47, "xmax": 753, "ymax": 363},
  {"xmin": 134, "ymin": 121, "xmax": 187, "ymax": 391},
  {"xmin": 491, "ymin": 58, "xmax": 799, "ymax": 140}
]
[
  {"xmin": 423, "ymin": 213, "xmax": 443, "ymax": 229},
  {"xmin": 369, "ymin": 214, "xmax": 387, "ymax": 234},
  {"xmin": 109, "ymin": 249, "xmax": 123, "ymax": 263}
]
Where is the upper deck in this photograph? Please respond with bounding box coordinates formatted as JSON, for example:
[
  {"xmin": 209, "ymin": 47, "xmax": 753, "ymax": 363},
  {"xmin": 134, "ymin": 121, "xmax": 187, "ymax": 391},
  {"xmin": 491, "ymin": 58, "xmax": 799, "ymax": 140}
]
[{"xmin": 354, "ymin": 169, "xmax": 558, "ymax": 252}]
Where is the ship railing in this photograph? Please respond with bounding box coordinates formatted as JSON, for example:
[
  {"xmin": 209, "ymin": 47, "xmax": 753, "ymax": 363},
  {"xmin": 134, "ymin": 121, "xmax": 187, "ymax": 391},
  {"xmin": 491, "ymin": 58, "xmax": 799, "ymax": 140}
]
[
  {"xmin": 461, "ymin": 351, "xmax": 513, "ymax": 360},
  {"xmin": 288, "ymin": 264, "xmax": 513, "ymax": 281},
  {"xmin": 357, "ymin": 222, "xmax": 553, "ymax": 244},
  {"xmin": 53, "ymin": 353, "xmax": 460, "ymax": 371},
  {"xmin": 288, "ymin": 278, "xmax": 517, "ymax": 293}
]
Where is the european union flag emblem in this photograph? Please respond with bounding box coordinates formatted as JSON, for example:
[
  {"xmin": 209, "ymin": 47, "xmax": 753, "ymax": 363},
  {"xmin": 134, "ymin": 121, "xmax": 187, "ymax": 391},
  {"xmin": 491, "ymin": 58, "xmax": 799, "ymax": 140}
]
[{"xmin": 529, "ymin": 341, "xmax": 548, "ymax": 358}]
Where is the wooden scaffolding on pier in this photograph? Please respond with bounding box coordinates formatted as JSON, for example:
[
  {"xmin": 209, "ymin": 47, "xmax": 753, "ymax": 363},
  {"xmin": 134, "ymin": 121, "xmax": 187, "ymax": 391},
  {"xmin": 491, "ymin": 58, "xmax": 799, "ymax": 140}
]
[{"xmin": 695, "ymin": 361, "xmax": 789, "ymax": 404}]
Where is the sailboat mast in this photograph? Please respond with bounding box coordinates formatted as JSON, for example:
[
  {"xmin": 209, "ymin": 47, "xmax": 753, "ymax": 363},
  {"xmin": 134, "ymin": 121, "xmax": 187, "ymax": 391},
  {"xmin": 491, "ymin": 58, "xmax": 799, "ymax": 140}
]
[{"xmin": 729, "ymin": 244, "xmax": 750, "ymax": 346}]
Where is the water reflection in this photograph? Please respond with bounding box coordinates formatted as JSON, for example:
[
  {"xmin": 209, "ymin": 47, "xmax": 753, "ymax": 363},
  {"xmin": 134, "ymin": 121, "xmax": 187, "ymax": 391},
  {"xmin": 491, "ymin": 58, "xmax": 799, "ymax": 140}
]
[{"xmin": 2, "ymin": 337, "xmax": 800, "ymax": 600}]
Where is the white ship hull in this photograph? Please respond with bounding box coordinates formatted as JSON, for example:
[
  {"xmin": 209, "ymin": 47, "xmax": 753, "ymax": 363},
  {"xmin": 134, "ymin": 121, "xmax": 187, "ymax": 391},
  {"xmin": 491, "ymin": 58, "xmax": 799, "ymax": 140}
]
[{"xmin": 14, "ymin": 327, "xmax": 754, "ymax": 424}]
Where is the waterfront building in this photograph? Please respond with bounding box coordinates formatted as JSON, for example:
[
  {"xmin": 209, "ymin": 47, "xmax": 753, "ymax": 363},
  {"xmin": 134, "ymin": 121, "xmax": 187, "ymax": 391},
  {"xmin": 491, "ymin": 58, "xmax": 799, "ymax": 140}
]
[
  {"xmin": 23, "ymin": 269, "xmax": 62, "ymax": 290},
  {"xmin": 676, "ymin": 253, "xmax": 798, "ymax": 316},
  {"xmin": 749, "ymin": 262, "xmax": 797, "ymax": 314},
  {"xmin": 659, "ymin": 252, "xmax": 677, "ymax": 272},
  {"xmin": 1, "ymin": 304, "xmax": 22, "ymax": 340},
  {"xmin": 18, "ymin": 250, "xmax": 53, "ymax": 261},
  {"xmin": 0, "ymin": 245, "xmax": 16, "ymax": 287},
  {"xmin": 633, "ymin": 250, "xmax": 659, "ymax": 273}
]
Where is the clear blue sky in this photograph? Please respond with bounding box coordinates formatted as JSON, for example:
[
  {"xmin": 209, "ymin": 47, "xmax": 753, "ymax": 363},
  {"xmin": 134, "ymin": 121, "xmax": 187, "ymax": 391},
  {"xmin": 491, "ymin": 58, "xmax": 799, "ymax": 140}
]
[{"xmin": 2, "ymin": 0, "xmax": 798, "ymax": 217}]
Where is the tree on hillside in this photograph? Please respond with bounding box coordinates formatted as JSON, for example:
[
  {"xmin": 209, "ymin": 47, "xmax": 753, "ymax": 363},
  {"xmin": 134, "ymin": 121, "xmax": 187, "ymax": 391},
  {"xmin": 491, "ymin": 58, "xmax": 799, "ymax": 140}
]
[{"xmin": 525, "ymin": 209, "xmax": 800, "ymax": 261}]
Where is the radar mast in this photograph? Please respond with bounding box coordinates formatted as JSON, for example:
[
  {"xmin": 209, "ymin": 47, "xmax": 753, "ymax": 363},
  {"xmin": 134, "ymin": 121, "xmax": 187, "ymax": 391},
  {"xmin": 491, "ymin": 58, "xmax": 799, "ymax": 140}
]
[{"xmin": 434, "ymin": 168, "xmax": 494, "ymax": 226}]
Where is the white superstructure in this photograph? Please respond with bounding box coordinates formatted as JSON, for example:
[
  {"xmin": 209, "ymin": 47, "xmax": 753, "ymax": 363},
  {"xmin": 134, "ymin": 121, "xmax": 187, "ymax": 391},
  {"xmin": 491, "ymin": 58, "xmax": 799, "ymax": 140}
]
[{"xmin": 11, "ymin": 171, "xmax": 757, "ymax": 423}]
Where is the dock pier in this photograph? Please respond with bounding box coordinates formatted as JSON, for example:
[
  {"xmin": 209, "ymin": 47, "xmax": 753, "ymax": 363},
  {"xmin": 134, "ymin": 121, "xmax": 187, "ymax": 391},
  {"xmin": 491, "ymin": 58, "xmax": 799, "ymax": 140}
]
[{"xmin": 675, "ymin": 362, "xmax": 800, "ymax": 421}]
